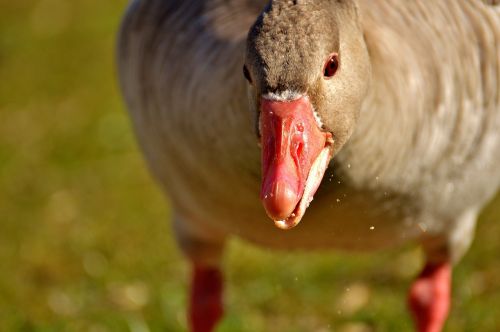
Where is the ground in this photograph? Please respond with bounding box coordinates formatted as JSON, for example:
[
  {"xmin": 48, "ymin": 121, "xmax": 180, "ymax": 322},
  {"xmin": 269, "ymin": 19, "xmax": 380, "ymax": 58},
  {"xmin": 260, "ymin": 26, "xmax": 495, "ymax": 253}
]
[{"xmin": 0, "ymin": 0, "xmax": 499, "ymax": 331}]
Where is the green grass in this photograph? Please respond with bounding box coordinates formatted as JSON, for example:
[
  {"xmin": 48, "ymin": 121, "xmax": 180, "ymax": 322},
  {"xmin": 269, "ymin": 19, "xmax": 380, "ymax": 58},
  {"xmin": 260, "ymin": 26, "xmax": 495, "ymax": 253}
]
[{"xmin": 0, "ymin": 1, "xmax": 499, "ymax": 331}]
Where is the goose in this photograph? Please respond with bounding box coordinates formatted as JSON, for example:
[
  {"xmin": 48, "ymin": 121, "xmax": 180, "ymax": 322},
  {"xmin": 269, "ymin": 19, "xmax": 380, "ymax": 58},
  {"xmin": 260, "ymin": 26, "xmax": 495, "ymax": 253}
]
[{"xmin": 118, "ymin": 0, "xmax": 500, "ymax": 331}]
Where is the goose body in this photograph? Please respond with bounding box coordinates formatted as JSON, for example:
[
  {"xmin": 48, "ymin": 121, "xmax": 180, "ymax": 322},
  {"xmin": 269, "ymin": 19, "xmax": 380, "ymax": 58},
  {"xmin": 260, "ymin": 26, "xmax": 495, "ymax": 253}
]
[{"xmin": 118, "ymin": 1, "xmax": 500, "ymax": 331}]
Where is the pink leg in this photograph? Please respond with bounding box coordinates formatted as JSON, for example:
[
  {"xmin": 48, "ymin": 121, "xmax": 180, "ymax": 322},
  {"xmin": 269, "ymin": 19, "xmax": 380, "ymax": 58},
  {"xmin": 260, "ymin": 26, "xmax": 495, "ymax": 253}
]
[
  {"xmin": 408, "ymin": 262, "xmax": 451, "ymax": 332},
  {"xmin": 189, "ymin": 264, "xmax": 224, "ymax": 332}
]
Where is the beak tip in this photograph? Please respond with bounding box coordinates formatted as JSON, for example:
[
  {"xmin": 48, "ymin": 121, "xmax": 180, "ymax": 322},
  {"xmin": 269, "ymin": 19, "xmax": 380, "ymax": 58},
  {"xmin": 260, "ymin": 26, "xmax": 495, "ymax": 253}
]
[
  {"xmin": 273, "ymin": 218, "xmax": 299, "ymax": 230},
  {"xmin": 261, "ymin": 180, "xmax": 300, "ymax": 221}
]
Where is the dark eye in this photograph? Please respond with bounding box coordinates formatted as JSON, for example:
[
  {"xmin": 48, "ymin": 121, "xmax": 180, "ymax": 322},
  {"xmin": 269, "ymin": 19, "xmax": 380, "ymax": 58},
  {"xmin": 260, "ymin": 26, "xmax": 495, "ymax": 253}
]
[
  {"xmin": 243, "ymin": 65, "xmax": 252, "ymax": 83},
  {"xmin": 323, "ymin": 53, "xmax": 339, "ymax": 78}
]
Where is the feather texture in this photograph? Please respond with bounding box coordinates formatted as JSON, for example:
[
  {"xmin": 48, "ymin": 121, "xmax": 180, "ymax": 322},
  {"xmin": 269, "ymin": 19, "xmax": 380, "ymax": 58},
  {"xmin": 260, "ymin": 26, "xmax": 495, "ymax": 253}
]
[{"xmin": 118, "ymin": 0, "xmax": 500, "ymax": 263}]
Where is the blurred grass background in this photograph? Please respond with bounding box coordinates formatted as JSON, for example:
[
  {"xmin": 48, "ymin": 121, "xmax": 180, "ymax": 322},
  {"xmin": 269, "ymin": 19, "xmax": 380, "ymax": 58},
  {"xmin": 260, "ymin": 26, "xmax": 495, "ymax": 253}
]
[{"xmin": 0, "ymin": 0, "xmax": 499, "ymax": 331}]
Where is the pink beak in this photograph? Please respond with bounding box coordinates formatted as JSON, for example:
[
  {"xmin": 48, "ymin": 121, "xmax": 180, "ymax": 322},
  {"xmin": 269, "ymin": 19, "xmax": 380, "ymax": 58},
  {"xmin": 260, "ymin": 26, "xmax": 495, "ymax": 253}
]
[{"xmin": 260, "ymin": 96, "xmax": 331, "ymax": 229}]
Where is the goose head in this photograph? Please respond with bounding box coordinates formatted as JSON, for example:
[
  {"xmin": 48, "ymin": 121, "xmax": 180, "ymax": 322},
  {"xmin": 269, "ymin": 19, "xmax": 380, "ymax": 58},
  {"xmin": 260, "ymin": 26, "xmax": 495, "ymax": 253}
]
[{"xmin": 244, "ymin": 0, "xmax": 371, "ymax": 229}]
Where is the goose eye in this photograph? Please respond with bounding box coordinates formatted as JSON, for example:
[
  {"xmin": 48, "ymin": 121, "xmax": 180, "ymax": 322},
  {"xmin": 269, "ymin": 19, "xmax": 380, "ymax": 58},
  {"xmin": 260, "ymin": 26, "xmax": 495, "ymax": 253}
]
[
  {"xmin": 243, "ymin": 65, "xmax": 252, "ymax": 83},
  {"xmin": 323, "ymin": 54, "xmax": 339, "ymax": 78}
]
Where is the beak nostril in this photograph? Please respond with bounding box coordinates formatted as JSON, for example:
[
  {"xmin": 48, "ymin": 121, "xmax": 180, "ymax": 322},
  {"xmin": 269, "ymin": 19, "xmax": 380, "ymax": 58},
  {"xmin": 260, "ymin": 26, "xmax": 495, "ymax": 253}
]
[
  {"xmin": 291, "ymin": 140, "xmax": 304, "ymax": 162},
  {"xmin": 297, "ymin": 142, "xmax": 303, "ymax": 157}
]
